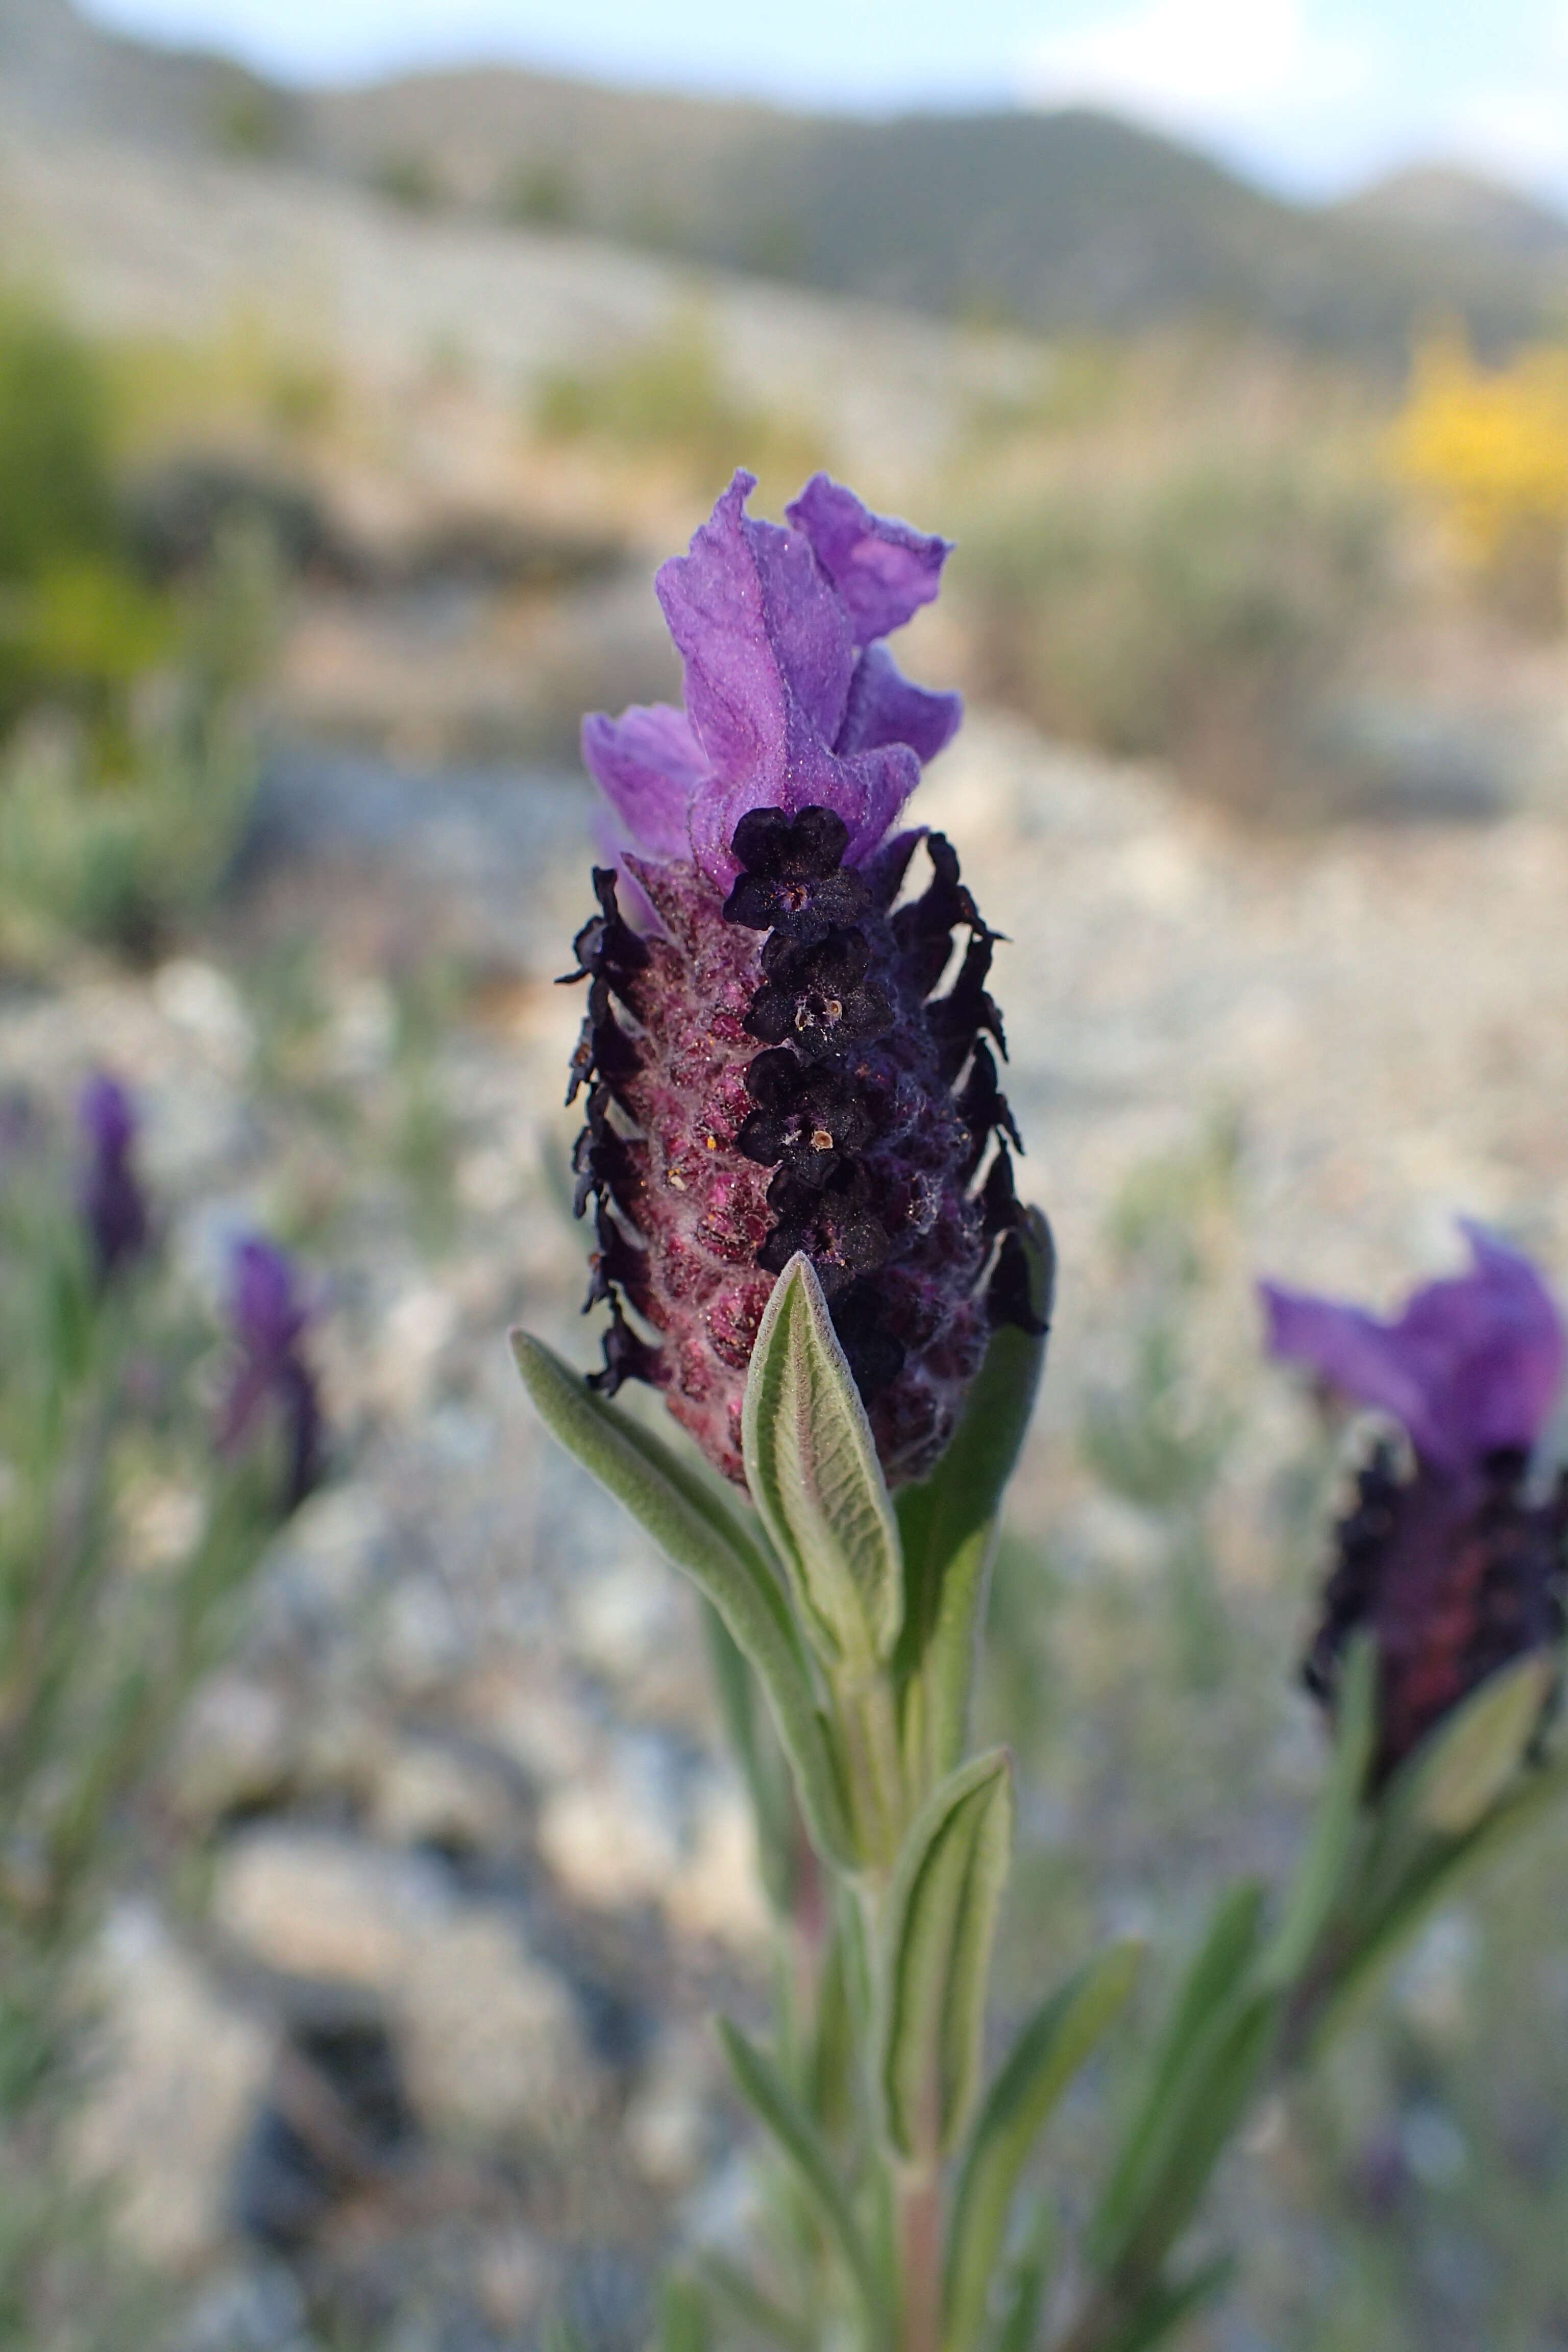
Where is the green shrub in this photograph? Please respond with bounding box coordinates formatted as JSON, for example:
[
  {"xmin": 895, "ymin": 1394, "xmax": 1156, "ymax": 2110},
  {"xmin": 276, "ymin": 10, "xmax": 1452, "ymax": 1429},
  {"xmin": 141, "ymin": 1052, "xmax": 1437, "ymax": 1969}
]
[
  {"xmin": 498, "ymin": 160, "xmax": 577, "ymax": 229},
  {"xmin": 0, "ymin": 300, "xmax": 118, "ymax": 584},
  {"xmin": 535, "ymin": 316, "xmax": 826, "ymax": 489},
  {"xmin": 370, "ymin": 152, "xmax": 446, "ymax": 212},
  {"xmin": 958, "ymin": 454, "xmax": 1389, "ymax": 818}
]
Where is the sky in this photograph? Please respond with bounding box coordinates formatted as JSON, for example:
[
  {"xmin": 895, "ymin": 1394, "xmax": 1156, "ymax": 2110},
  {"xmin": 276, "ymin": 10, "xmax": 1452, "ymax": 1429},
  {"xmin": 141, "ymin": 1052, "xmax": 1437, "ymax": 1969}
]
[{"xmin": 77, "ymin": 0, "xmax": 1568, "ymax": 208}]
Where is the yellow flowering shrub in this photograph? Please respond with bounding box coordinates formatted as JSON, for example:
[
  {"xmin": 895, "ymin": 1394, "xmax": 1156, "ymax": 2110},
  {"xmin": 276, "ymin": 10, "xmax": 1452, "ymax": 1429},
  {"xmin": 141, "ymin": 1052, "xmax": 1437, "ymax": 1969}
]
[{"xmin": 1394, "ymin": 331, "xmax": 1568, "ymax": 579}]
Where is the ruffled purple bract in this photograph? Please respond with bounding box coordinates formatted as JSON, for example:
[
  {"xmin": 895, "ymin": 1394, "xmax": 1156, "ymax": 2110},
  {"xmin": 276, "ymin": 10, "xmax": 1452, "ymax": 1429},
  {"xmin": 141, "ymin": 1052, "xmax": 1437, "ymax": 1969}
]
[
  {"xmin": 581, "ymin": 471, "xmax": 962, "ymax": 891},
  {"xmin": 1262, "ymin": 1222, "xmax": 1564, "ymax": 1473}
]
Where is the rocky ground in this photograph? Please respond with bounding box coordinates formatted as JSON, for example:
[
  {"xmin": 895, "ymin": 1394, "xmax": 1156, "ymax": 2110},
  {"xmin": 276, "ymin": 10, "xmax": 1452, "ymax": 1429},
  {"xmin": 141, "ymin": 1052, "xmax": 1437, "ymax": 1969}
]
[{"xmin": 6, "ymin": 702, "xmax": 1568, "ymax": 2348}]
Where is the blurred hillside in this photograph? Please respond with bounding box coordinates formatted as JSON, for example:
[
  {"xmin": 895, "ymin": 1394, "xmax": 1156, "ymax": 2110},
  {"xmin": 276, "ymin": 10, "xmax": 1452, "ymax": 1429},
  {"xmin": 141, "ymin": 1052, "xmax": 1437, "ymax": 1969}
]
[{"xmin": 5, "ymin": 0, "xmax": 1568, "ymax": 353}]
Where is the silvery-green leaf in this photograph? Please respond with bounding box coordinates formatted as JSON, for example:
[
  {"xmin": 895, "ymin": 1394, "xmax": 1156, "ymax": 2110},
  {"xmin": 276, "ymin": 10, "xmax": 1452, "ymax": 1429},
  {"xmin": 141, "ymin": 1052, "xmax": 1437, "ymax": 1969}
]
[
  {"xmin": 743, "ymin": 1255, "xmax": 903, "ymax": 1675},
  {"xmin": 1089, "ymin": 1881, "xmax": 1264, "ymax": 2271},
  {"xmin": 989, "ymin": 2198, "xmax": 1055, "ymax": 2352},
  {"xmin": 895, "ymin": 1212, "xmax": 1054, "ymax": 1785},
  {"xmin": 717, "ymin": 2017, "xmax": 881, "ymax": 2322},
  {"xmin": 1259, "ymin": 1634, "xmax": 1376, "ymax": 1990},
  {"xmin": 696, "ymin": 2255, "xmax": 814, "ymax": 2352},
  {"xmin": 702, "ymin": 1600, "xmax": 798, "ymax": 1916},
  {"xmin": 1309, "ymin": 1747, "xmax": 1568, "ymax": 2055},
  {"xmin": 512, "ymin": 1331, "xmax": 852, "ymax": 1866},
  {"xmin": 1407, "ymin": 1650, "xmax": 1556, "ymax": 1836},
  {"xmin": 879, "ymin": 1749, "xmax": 1015, "ymax": 2162},
  {"xmin": 945, "ymin": 1941, "xmax": 1141, "ymax": 2349}
]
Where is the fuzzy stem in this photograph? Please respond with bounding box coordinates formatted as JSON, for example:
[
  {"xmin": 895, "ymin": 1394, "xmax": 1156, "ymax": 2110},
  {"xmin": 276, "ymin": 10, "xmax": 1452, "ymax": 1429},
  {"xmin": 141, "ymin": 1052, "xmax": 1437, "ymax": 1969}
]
[
  {"xmin": 899, "ymin": 2167, "xmax": 943, "ymax": 2352},
  {"xmin": 837, "ymin": 1670, "xmax": 909, "ymax": 1873}
]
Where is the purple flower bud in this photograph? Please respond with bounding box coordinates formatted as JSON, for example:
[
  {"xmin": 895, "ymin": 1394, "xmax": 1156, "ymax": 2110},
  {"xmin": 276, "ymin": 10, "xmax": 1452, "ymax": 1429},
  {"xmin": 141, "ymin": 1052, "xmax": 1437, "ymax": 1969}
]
[
  {"xmin": 77, "ymin": 1073, "xmax": 150, "ymax": 1285},
  {"xmin": 566, "ymin": 472, "xmax": 1038, "ymax": 1489},
  {"xmin": 1263, "ymin": 1229, "xmax": 1567, "ymax": 1782},
  {"xmin": 217, "ymin": 1236, "xmax": 323, "ymax": 1515}
]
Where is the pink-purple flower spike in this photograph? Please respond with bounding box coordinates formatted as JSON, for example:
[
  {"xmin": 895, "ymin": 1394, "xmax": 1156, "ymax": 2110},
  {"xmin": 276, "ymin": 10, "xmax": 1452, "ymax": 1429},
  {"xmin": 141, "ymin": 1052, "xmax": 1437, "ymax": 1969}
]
[
  {"xmin": 1264, "ymin": 1228, "xmax": 1567, "ymax": 1782},
  {"xmin": 566, "ymin": 471, "xmax": 1037, "ymax": 1489}
]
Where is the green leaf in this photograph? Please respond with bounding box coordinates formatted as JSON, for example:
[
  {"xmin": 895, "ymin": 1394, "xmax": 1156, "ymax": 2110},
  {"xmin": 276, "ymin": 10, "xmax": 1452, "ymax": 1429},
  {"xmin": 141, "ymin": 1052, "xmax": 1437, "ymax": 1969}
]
[
  {"xmin": 896, "ymin": 1212, "xmax": 1054, "ymax": 1784},
  {"xmin": 742, "ymin": 1254, "xmax": 903, "ymax": 1675},
  {"xmin": 512, "ymin": 1331, "xmax": 852, "ymax": 1866},
  {"xmin": 1094, "ymin": 1990, "xmax": 1278, "ymax": 2288},
  {"xmin": 702, "ymin": 1599, "xmax": 798, "ymax": 1916},
  {"xmin": 658, "ymin": 2273, "xmax": 712, "ymax": 2352},
  {"xmin": 879, "ymin": 1749, "xmax": 1015, "ymax": 2163},
  {"xmin": 1089, "ymin": 1882, "xmax": 1265, "ymax": 2272},
  {"xmin": 990, "ymin": 2198, "xmax": 1055, "ymax": 2352},
  {"xmin": 1309, "ymin": 1748, "xmax": 1568, "ymax": 2054},
  {"xmin": 717, "ymin": 2017, "xmax": 882, "ymax": 2323},
  {"xmin": 946, "ymin": 1941, "xmax": 1142, "ymax": 2349},
  {"xmin": 1259, "ymin": 1634, "xmax": 1376, "ymax": 1991},
  {"xmin": 1405, "ymin": 1650, "xmax": 1557, "ymax": 1837},
  {"xmin": 1101, "ymin": 2255, "xmax": 1237, "ymax": 2352},
  {"xmin": 696, "ymin": 2254, "xmax": 815, "ymax": 2351}
]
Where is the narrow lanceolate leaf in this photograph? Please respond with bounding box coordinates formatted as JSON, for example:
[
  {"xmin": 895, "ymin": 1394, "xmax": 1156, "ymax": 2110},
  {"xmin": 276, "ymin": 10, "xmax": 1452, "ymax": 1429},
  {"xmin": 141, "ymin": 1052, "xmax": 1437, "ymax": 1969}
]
[
  {"xmin": 1093, "ymin": 1988, "xmax": 1279, "ymax": 2287},
  {"xmin": 702, "ymin": 1601, "xmax": 798, "ymax": 1916},
  {"xmin": 879, "ymin": 1749, "xmax": 1015, "ymax": 2163},
  {"xmin": 945, "ymin": 1941, "xmax": 1142, "ymax": 2351},
  {"xmin": 990, "ymin": 2199, "xmax": 1055, "ymax": 2352},
  {"xmin": 1102, "ymin": 2254, "xmax": 1237, "ymax": 2352},
  {"xmin": 1259, "ymin": 1634, "xmax": 1376, "ymax": 1991},
  {"xmin": 743, "ymin": 1254, "xmax": 904, "ymax": 1674},
  {"xmin": 1309, "ymin": 1748, "xmax": 1568, "ymax": 2056},
  {"xmin": 512, "ymin": 1331, "xmax": 852, "ymax": 1865},
  {"xmin": 895, "ymin": 1212, "xmax": 1055, "ymax": 1784},
  {"xmin": 1089, "ymin": 1881, "xmax": 1265, "ymax": 2273},
  {"xmin": 1404, "ymin": 1650, "xmax": 1557, "ymax": 1837},
  {"xmin": 717, "ymin": 2018, "xmax": 881, "ymax": 2323}
]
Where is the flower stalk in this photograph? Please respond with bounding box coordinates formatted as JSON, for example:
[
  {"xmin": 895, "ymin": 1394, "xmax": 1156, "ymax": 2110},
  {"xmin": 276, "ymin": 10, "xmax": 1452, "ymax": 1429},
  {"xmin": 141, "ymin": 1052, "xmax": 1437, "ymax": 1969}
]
[{"xmin": 516, "ymin": 475, "xmax": 1568, "ymax": 2352}]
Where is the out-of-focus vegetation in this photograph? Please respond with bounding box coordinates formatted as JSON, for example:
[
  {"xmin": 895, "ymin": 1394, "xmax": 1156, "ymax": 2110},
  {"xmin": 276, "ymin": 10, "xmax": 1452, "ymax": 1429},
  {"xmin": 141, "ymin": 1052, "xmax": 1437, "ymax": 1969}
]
[
  {"xmin": 535, "ymin": 314, "xmax": 828, "ymax": 497},
  {"xmin": 0, "ymin": 296, "xmax": 279, "ymax": 967},
  {"xmin": 985, "ymin": 1130, "xmax": 1568, "ymax": 2352},
  {"xmin": 0, "ymin": 1108, "xmax": 311, "ymax": 2347},
  {"xmin": 955, "ymin": 451, "xmax": 1388, "ymax": 819},
  {"xmin": 1395, "ymin": 328, "xmax": 1568, "ymax": 629}
]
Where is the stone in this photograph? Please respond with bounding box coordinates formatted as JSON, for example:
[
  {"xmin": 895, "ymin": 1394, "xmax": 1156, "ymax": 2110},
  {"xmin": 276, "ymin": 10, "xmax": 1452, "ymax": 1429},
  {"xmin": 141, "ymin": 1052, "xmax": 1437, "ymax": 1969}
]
[
  {"xmin": 70, "ymin": 1903, "xmax": 273, "ymax": 2272},
  {"xmin": 211, "ymin": 1831, "xmax": 603, "ymax": 2147}
]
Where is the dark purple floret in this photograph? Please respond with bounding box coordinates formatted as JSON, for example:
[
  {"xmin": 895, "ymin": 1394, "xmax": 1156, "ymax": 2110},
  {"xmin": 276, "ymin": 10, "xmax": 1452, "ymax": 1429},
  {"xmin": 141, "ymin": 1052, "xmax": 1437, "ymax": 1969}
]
[
  {"xmin": 564, "ymin": 471, "xmax": 1037, "ymax": 1488},
  {"xmin": 1264, "ymin": 1228, "xmax": 1568, "ymax": 1783},
  {"xmin": 77, "ymin": 1072, "xmax": 150, "ymax": 1285},
  {"xmin": 217, "ymin": 1237, "xmax": 324, "ymax": 1515}
]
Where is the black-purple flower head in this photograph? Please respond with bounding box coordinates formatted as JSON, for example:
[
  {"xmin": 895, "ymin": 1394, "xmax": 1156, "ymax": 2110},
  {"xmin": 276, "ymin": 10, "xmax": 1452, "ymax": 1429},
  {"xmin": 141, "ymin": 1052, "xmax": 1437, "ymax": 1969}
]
[
  {"xmin": 1264, "ymin": 1224, "xmax": 1568, "ymax": 1784},
  {"xmin": 217, "ymin": 1236, "xmax": 324, "ymax": 1516},
  {"xmin": 77, "ymin": 1072, "xmax": 150, "ymax": 1286},
  {"xmin": 564, "ymin": 470, "xmax": 1039, "ymax": 1488}
]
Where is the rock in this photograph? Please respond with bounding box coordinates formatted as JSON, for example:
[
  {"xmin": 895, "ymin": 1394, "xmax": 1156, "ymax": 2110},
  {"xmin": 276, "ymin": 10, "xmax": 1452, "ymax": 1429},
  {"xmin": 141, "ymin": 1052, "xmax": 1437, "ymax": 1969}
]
[
  {"xmin": 368, "ymin": 1738, "xmax": 514, "ymax": 1854},
  {"xmin": 70, "ymin": 1903, "xmax": 273, "ymax": 2271},
  {"xmin": 211, "ymin": 1831, "xmax": 603, "ymax": 2146},
  {"xmin": 171, "ymin": 1673, "xmax": 295, "ymax": 1825}
]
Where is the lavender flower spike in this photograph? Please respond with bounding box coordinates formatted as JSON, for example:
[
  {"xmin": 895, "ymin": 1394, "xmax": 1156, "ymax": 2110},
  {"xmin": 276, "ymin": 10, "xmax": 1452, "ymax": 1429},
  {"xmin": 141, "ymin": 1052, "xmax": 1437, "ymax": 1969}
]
[
  {"xmin": 217, "ymin": 1236, "xmax": 324, "ymax": 1515},
  {"xmin": 78, "ymin": 1072, "xmax": 150, "ymax": 1285},
  {"xmin": 567, "ymin": 471, "xmax": 1037, "ymax": 1489},
  {"xmin": 1263, "ymin": 1228, "xmax": 1567, "ymax": 1782}
]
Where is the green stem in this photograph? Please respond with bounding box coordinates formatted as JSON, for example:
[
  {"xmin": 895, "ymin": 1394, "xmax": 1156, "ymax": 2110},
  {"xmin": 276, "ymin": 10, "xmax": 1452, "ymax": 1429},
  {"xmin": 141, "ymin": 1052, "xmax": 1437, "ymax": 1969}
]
[{"xmin": 837, "ymin": 1671, "xmax": 908, "ymax": 1874}]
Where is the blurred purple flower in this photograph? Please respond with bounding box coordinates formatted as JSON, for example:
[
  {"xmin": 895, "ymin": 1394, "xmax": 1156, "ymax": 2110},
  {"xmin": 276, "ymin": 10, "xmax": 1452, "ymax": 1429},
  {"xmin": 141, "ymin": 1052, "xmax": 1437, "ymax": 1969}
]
[
  {"xmin": 217, "ymin": 1236, "xmax": 323, "ymax": 1515},
  {"xmin": 1263, "ymin": 1229, "xmax": 1567, "ymax": 1782},
  {"xmin": 1262, "ymin": 1222, "xmax": 1563, "ymax": 1474},
  {"xmin": 565, "ymin": 472, "xmax": 1038, "ymax": 1489},
  {"xmin": 77, "ymin": 1073, "xmax": 150, "ymax": 1284}
]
